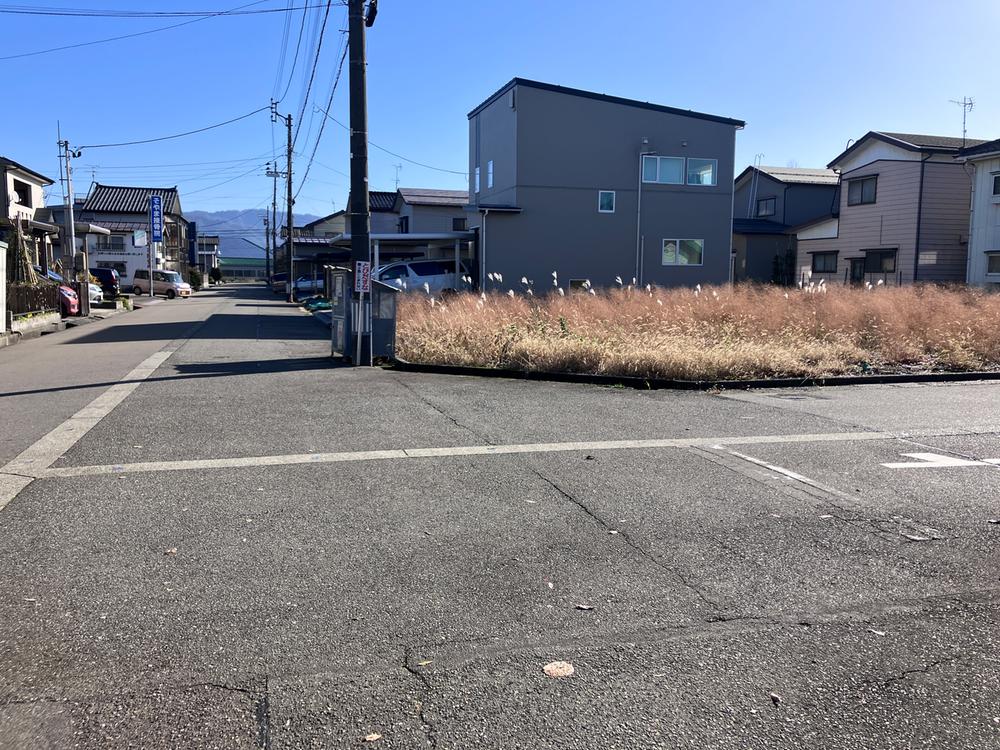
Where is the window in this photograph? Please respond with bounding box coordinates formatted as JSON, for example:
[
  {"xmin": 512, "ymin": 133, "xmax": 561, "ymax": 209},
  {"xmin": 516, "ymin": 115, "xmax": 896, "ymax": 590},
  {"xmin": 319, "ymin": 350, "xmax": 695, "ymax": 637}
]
[
  {"xmin": 452, "ymin": 217, "xmax": 467, "ymax": 231},
  {"xmin": 756, "ymin": 197, "xmax": 776, "ymax": 217},
  {"xmin": 987, "ymin": 254, "xmax": 1000, "ymax": 275},
  {"xmin": 598, "ymin": 190, "xmax": 615, "ymax": 213},
  {"xmin": 847, "ymin": 175, "xmax": 877, "ymax": 206},
  {"xmin": 863, "ymin": 249, "xmax": 896, "ymax": 273},
  {"xmin": 12, "ymin": 179, "xmax": 32, "ymax": 207},
  {"xmin": 410, "ymin": 260, "xmax": 453, "ymax": 276},
  {"xmin": 474, "ymin": 166, "xmax": 480, "ymax": 194},
  {"xmin": 642, "ymin": 155, "xmax": 684, "ymax": 184},
  {"xmin": 662, "ymin": 239, "xmax": 704, "ymax": 266},
  {"xmin": 811, "ymin": 252, "xmax": 838, "ymax": 273},
  {"xmin": 379, "ymin": 264, "xmax": 410, "ymax": 281},
  {"xmin": 993, "ymin": 173, "xmax": 1000, "ymax": 196},
  {"xmin": 96, "ymin": 235, "xmax": 125, "ymax": 252},
  {"xmin": 487, "ymin": 160, "xmax": 494, "ymax": 189},
  {"xmin": 398, "ymin": 216, "xmax": 410, "ymax": 234},
  {"xmin": 687, "ymin": 158, "xmax": 718, "ymax": 186}
]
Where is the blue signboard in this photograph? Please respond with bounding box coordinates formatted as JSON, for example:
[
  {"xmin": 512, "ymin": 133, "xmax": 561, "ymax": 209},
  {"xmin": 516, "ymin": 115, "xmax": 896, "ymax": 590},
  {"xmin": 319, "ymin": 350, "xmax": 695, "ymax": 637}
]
[{"xmin": 149, "ymin": 195, "xmax": 163, "ymax": 243}]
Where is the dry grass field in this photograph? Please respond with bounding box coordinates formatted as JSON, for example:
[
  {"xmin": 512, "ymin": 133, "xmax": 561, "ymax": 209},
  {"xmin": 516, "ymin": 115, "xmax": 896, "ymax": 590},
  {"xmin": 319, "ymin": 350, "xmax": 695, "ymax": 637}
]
[{"xmin": 396, "ymin": 283, "xmax": 1000, "ymax": 381}]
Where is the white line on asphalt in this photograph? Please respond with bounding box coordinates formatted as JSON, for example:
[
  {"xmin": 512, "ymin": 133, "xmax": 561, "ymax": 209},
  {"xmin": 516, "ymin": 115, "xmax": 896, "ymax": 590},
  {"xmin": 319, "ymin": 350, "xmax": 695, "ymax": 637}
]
[
  {"xmin": 40, "ymin": 430, "xmax": 904, "ymax": 479},
  {"xmin": 0, "ymin": 349, "xmax": 175, "ymax": 512},
  {"xmin": 881, "ymin": 452, "xmax": 999, "ymax": 469}
]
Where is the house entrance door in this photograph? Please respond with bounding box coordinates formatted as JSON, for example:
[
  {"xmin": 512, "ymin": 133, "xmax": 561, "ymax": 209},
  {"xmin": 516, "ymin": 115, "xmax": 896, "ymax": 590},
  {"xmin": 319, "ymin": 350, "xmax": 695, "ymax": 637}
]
[{"xmin": 849, "ymin": 258, "xmax": 865, "ymax": 285}]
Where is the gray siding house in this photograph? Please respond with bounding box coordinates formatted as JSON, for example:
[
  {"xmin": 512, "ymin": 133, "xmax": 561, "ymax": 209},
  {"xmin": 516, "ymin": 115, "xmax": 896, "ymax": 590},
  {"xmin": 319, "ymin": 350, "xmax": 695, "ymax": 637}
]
[
  {"xmin": 732, "ymin": 166, "xmax": 838, "ymax": 284},
  {"xmin": 796, "ymin": 132, "xmax": 985, "ymax": 285},
  {"xmin": 467, "ymin": 78, "xmax": 745, "ymax": 290}
]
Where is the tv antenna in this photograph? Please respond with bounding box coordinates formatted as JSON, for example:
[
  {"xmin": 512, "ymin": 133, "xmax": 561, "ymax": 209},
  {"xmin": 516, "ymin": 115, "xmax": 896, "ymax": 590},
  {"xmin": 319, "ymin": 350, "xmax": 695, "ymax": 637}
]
[
  {"xmin": 949, "ymin": 96, "xmax": 974, "ymax": 147},
  {"xmin": 392, "ymin": 163, "xmax": 402, "ymax": 190}
]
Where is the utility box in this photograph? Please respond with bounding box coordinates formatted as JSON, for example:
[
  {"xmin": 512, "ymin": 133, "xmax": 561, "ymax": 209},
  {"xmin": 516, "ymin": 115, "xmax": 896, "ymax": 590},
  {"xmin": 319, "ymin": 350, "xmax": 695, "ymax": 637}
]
[{"xmin": 326, "ymin": 265, "xmax": 399, "ymax": 365}]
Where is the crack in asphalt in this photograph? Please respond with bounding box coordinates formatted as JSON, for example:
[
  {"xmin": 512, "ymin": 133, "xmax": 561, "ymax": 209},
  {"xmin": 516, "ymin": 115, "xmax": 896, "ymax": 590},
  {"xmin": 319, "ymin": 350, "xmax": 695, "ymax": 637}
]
[
  {"xmin": 391, "ymin": 376, "xmax": 493, "ymax": 446},
  {"xmin": 857, "ymin": 657, "xmax": 958, "ymax": 690},
  {"xmin": 525, "ymin": 464, "xmax": 724, "ymax": 613},
  {"xmin": 402, "ymin": 648, "xmax": 439, "ymax": 749}
]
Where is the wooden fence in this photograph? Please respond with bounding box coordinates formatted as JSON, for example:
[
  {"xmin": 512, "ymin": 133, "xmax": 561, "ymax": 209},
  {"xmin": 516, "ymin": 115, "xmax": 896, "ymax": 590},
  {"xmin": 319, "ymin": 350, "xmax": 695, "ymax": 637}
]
[{"xmin": 6, "ymin": 283, "xmax": 60, "ymax": 317}]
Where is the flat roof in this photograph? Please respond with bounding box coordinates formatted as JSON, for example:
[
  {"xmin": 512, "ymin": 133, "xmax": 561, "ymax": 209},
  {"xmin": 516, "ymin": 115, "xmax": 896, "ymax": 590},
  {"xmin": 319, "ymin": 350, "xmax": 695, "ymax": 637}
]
[{"xmin": 468, "ymin": 78, "xmax": 745, "ymax": 127}]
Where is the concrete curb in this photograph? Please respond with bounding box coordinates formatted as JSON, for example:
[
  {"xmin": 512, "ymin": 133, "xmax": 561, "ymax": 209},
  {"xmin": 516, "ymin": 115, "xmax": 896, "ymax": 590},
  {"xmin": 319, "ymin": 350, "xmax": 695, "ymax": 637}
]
[{"xmin": 388, "ymin": 358, "xmax": 1000, "ymax": 391}]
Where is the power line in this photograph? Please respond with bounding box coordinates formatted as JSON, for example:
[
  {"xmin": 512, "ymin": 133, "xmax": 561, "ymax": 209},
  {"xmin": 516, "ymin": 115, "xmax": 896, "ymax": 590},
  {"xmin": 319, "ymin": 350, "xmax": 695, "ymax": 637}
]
[
  {"xmin": 183, "ymin": 163, "xmax": 269, "ymax": 196},
  {"xmin": 78, "ymin": 106, "xmax": 268, "ymax": 149},
  {"xmin": 314, "ymin": 104, "xmax": 469, "ymax": 176},
  {"xmin": 270, "ymin": 0, "xmax": 295, "ymax": 100},
  {"xmin": 291, "ymin": 0, "xmax": 333, "ymax": 151},
  {"xmin": 1, "ymin": 0, "xmax": 269, "ymax": 60},
  {"xmin": 276, "ymin": 0, "xmax": 310, "ymax": 102},
  {"xmin": 294, "ymin": 32, "xmax": 348, "ymax": 199},
  {"xmin": 0, "ymin": 3, "xmax": 336, "ymax": 18}
]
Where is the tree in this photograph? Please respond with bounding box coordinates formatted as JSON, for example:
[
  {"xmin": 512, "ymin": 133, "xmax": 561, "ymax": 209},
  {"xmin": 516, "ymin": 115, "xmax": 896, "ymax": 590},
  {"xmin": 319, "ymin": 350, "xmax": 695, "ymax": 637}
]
[{"xmin": 209, "ymin": 266, "xmax": 223, "ymax": 284}]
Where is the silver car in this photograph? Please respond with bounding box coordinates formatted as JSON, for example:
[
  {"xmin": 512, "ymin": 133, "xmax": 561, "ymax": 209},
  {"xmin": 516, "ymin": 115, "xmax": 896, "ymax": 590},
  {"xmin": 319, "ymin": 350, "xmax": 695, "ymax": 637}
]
[{"xmin": 376, "ymin": 260, "xmax": 471, "ymax": 294}]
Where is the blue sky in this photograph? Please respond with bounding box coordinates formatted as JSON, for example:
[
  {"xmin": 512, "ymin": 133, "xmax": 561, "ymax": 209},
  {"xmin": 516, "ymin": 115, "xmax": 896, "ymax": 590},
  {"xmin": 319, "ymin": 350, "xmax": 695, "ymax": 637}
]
[{"xmin": 4, "ymin": 0, "xmax": 998, "ymax": 225}]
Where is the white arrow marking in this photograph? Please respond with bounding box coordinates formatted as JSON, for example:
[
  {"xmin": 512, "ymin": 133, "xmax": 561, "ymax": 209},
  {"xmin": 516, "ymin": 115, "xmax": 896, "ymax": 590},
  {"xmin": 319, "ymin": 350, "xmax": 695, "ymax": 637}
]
[{"xmin": 881, "ymin": 452, "xmax": 992, "ymax": 469}]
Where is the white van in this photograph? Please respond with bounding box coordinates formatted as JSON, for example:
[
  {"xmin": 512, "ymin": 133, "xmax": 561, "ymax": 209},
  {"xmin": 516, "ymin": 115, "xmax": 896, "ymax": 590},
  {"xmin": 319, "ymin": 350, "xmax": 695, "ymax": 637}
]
[
  {"xmin": 376, "ymin": 259, "xmax": 471, "ymax": 295},
  {"xmin": 132, "ymin": 269, "xmax": 192, "ymax": 299}
]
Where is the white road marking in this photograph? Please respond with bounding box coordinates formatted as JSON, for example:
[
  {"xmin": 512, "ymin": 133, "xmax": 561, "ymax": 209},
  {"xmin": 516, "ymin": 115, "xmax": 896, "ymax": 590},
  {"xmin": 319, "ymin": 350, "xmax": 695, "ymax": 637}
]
[
  {"xmin": 41, "ymin": 430, "xmax": 913, "ymax": 479},
  {"xmin": 881, "ymin": 452, "xmax": 997, "ymax": 469},
  {"xmin": 0, "ymin": 349, "xmax": 174, "ymax": 511}
]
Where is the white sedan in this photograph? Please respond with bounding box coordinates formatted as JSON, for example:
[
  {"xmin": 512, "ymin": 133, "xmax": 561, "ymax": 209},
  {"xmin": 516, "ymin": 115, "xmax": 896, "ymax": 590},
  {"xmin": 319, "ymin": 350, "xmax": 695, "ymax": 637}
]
[{"xmin": 88, "ymin": 283, "xmax": 103, "ymax": 305}]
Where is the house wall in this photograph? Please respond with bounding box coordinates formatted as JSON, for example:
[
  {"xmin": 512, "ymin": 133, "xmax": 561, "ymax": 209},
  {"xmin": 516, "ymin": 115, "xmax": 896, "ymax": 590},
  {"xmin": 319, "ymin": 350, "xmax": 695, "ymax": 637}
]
[
  {"xmin": 796, "ymin": 159, "xmax": 921, "ymax": 284},
  {"xmin": 784, "ymin": 183, "xmax": 838, "ymax": 227},
  {"xmin": 86, "ymin": 230, "xmax": 163, "ymax": 283},
  {"xmin": 966, "ymin": 154, "xmax": 1000, "ymax": 286},
  {"xmin": 915, "ymin": 161, "xmax": 972, "ymax": 282},
  {"xmin": 469, "ymin": 90, "xmax": 518, "ymax": 207},
  {"xmin": 1, "ymin": 169, "xmax": 47, "ymax": 224},
  {"xmin": 399, "ymin": 203, "xmax": 467, "ymax": 233},
  {"xmin": 306, "ymin": 213, "xmax": 346, "ymax": 237},
  {"xmin": 471, "ymin": 83, "xmax": 738, "ymax": 289},
  {"xmin": 733, "ymin": 173, "xmax": 784, "ymax": 221},
  {"xmin": 370, "ymin": 210, "xmax": 399, "ymax": 234}
]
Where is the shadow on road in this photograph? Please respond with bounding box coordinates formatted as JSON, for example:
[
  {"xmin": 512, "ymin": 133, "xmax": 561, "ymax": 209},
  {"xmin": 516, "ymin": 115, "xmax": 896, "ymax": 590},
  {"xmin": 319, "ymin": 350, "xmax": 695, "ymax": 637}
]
[
  {"xmin": 64, "ymin": 312, "xmax": 327, "ymax": 344},
  {"xmin": 0, "ymin": 357, "xmax": 341, "ymax": 399}
]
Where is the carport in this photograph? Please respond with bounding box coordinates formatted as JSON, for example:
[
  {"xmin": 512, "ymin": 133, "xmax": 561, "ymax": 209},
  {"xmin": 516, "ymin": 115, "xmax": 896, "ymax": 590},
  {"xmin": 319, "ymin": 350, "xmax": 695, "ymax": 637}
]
[{"xmin": 330, "ymin": 231, "xmax": 476, "ymax": 279}]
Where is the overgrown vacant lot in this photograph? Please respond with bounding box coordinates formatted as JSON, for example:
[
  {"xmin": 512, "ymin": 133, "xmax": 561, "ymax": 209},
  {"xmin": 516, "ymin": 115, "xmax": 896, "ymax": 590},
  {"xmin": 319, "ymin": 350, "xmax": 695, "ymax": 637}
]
[{"xmin": 396, "ymin": 284, "xmax": 1000, "ymax": 381}]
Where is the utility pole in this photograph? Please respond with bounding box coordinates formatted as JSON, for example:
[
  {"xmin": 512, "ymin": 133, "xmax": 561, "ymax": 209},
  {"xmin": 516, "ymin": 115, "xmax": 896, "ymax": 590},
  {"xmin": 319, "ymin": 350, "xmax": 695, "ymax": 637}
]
[
  {"xmin": 285, "ymin": 111, "xmax": 294, "ymax": 303},
  {"xmin": 57, "ymin": 130, "xmax": 82, "ymax": 312},
  {"xmin": 348, "ymin": 0, "xmax": 374, "ymax": 266},
  {"xmin": 268, "ymin": 105, "xmax": 294, "ymax": 302},
  {"xmin": 263, "ymin": 214, "xmax": 271, "ymax": 283},
  {"xmin": 270, "ymin": 162, "xmax": 278, "ymax": 283}
]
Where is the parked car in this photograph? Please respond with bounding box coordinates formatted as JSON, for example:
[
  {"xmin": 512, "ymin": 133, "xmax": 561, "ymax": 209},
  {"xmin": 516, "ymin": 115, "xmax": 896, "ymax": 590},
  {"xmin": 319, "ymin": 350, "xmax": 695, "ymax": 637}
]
[
  {"xmin": 88, "ymin": 283, "xmax": 103, "ymax": 305},
  {"xmin": 89, "ymin": 267, "xmax": 121, "ymax": 298},
  {"xmin": 293, "ymin": 275, "xmax": 325, "ymax": 295},
  {"xmin": 376, "ymin": 259, "xmax": 471, "ymax": 295},
  {"xmin": 271, "ymin": 272, "xmax": 288, "ymax": 294},
  {"xmin": 131, "ymin": 269, "xmax": 192, "ymax": 299},
  {"xmin": 58, "ymin": 284, "xmax": 79, "ymax": 316}
]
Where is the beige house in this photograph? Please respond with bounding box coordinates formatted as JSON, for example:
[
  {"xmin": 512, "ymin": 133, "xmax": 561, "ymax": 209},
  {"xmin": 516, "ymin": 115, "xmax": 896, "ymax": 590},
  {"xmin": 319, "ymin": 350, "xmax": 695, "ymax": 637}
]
[
  {"xmin": 796, "ymin": 132, "xmax": 986, "ymax": 286},
  {"xmin": 957, "ymin": 138, "xmax": 1000, "ymax": 286},
  {"xmin": 0, "ymin": 156, "xmax": 59, "ymax": 271}
]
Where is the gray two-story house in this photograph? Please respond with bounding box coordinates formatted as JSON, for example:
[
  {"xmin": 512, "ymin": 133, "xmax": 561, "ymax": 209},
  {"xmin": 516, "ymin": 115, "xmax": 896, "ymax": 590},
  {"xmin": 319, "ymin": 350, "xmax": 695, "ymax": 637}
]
[
  {"xmin": 796, "ymin": 132, "xmax": 985, "ymax": 285},
  {"xmin": 732, "ymin": 166, "xmax": 838, "ymax": 284},
  {"xmin": 466, "ymin": 78, "xmax": 745, "ymax": 290}
]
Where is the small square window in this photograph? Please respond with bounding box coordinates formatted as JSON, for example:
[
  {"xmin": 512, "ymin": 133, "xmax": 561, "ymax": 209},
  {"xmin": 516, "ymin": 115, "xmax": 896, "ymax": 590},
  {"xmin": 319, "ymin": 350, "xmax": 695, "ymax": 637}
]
[
  {"xmin": 598, "ymin": 190, "xmax": 615, "ymax": 213},
  {"xmin": 642, "ymin": 155, "xmax": 658, "ymax": 182},
  {"xmin": 811, "ymin": 252, "xmax": 838, "ymax": 273},
  {"xmin": 757, "ymin": 197, "xmax": 776, "ymax": 217},
  {"xmin": 687, "ymin": 159, "xmax": 717, "ymax": 186},
  {"xmin": 487, "ymin": 160, "xmax": 494, "ymax": 189},
  {"xmin": 452, "ymin": 217, "xmax": 467, "ymax": 231},
  {"xmin": 848, "ymin": 176, "xmax": 877, "ymax": 206},
  {"xmin": 993, "ymin": 174, "xmax": 1000, "ymax": 196},
  {"xmin": 987, "ymin": 254, "xmax": 1000, "ymax": 274}
]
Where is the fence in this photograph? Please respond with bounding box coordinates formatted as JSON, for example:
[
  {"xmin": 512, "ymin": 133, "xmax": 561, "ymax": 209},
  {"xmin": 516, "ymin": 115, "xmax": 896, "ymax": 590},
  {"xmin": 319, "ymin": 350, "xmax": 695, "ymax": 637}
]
[{"xmin": 6, "ymin": 283, "xmax": 60, "ymax": 317}]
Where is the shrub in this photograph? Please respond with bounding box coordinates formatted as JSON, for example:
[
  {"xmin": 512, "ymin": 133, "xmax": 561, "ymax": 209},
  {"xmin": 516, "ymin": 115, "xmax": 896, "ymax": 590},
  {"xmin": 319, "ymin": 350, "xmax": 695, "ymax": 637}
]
[
  {"xmin": 396, "ymin": 283, "xmax": 1000, "ymax": 380},
  {"xmin": 209, "ymin": 267, "xmax": 222, "ymax": 284},
  {"xmin": 189, "ymin": 268, "xmax": 203, "ymax": 290}
]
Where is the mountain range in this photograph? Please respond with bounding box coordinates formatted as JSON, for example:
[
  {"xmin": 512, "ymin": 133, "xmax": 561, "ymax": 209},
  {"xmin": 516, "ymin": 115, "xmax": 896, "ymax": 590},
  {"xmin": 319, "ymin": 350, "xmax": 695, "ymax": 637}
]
[{"xmin": 185, "ymin": 208, "xmax": 323, "ymax": 259}]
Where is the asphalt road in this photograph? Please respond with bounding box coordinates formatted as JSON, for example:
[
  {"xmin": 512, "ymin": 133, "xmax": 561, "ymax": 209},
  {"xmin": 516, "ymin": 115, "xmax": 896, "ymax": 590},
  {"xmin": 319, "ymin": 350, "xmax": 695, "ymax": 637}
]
[{"xmin": 1, "ymin": 284, "xmax": 998, "ymax": 749}]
